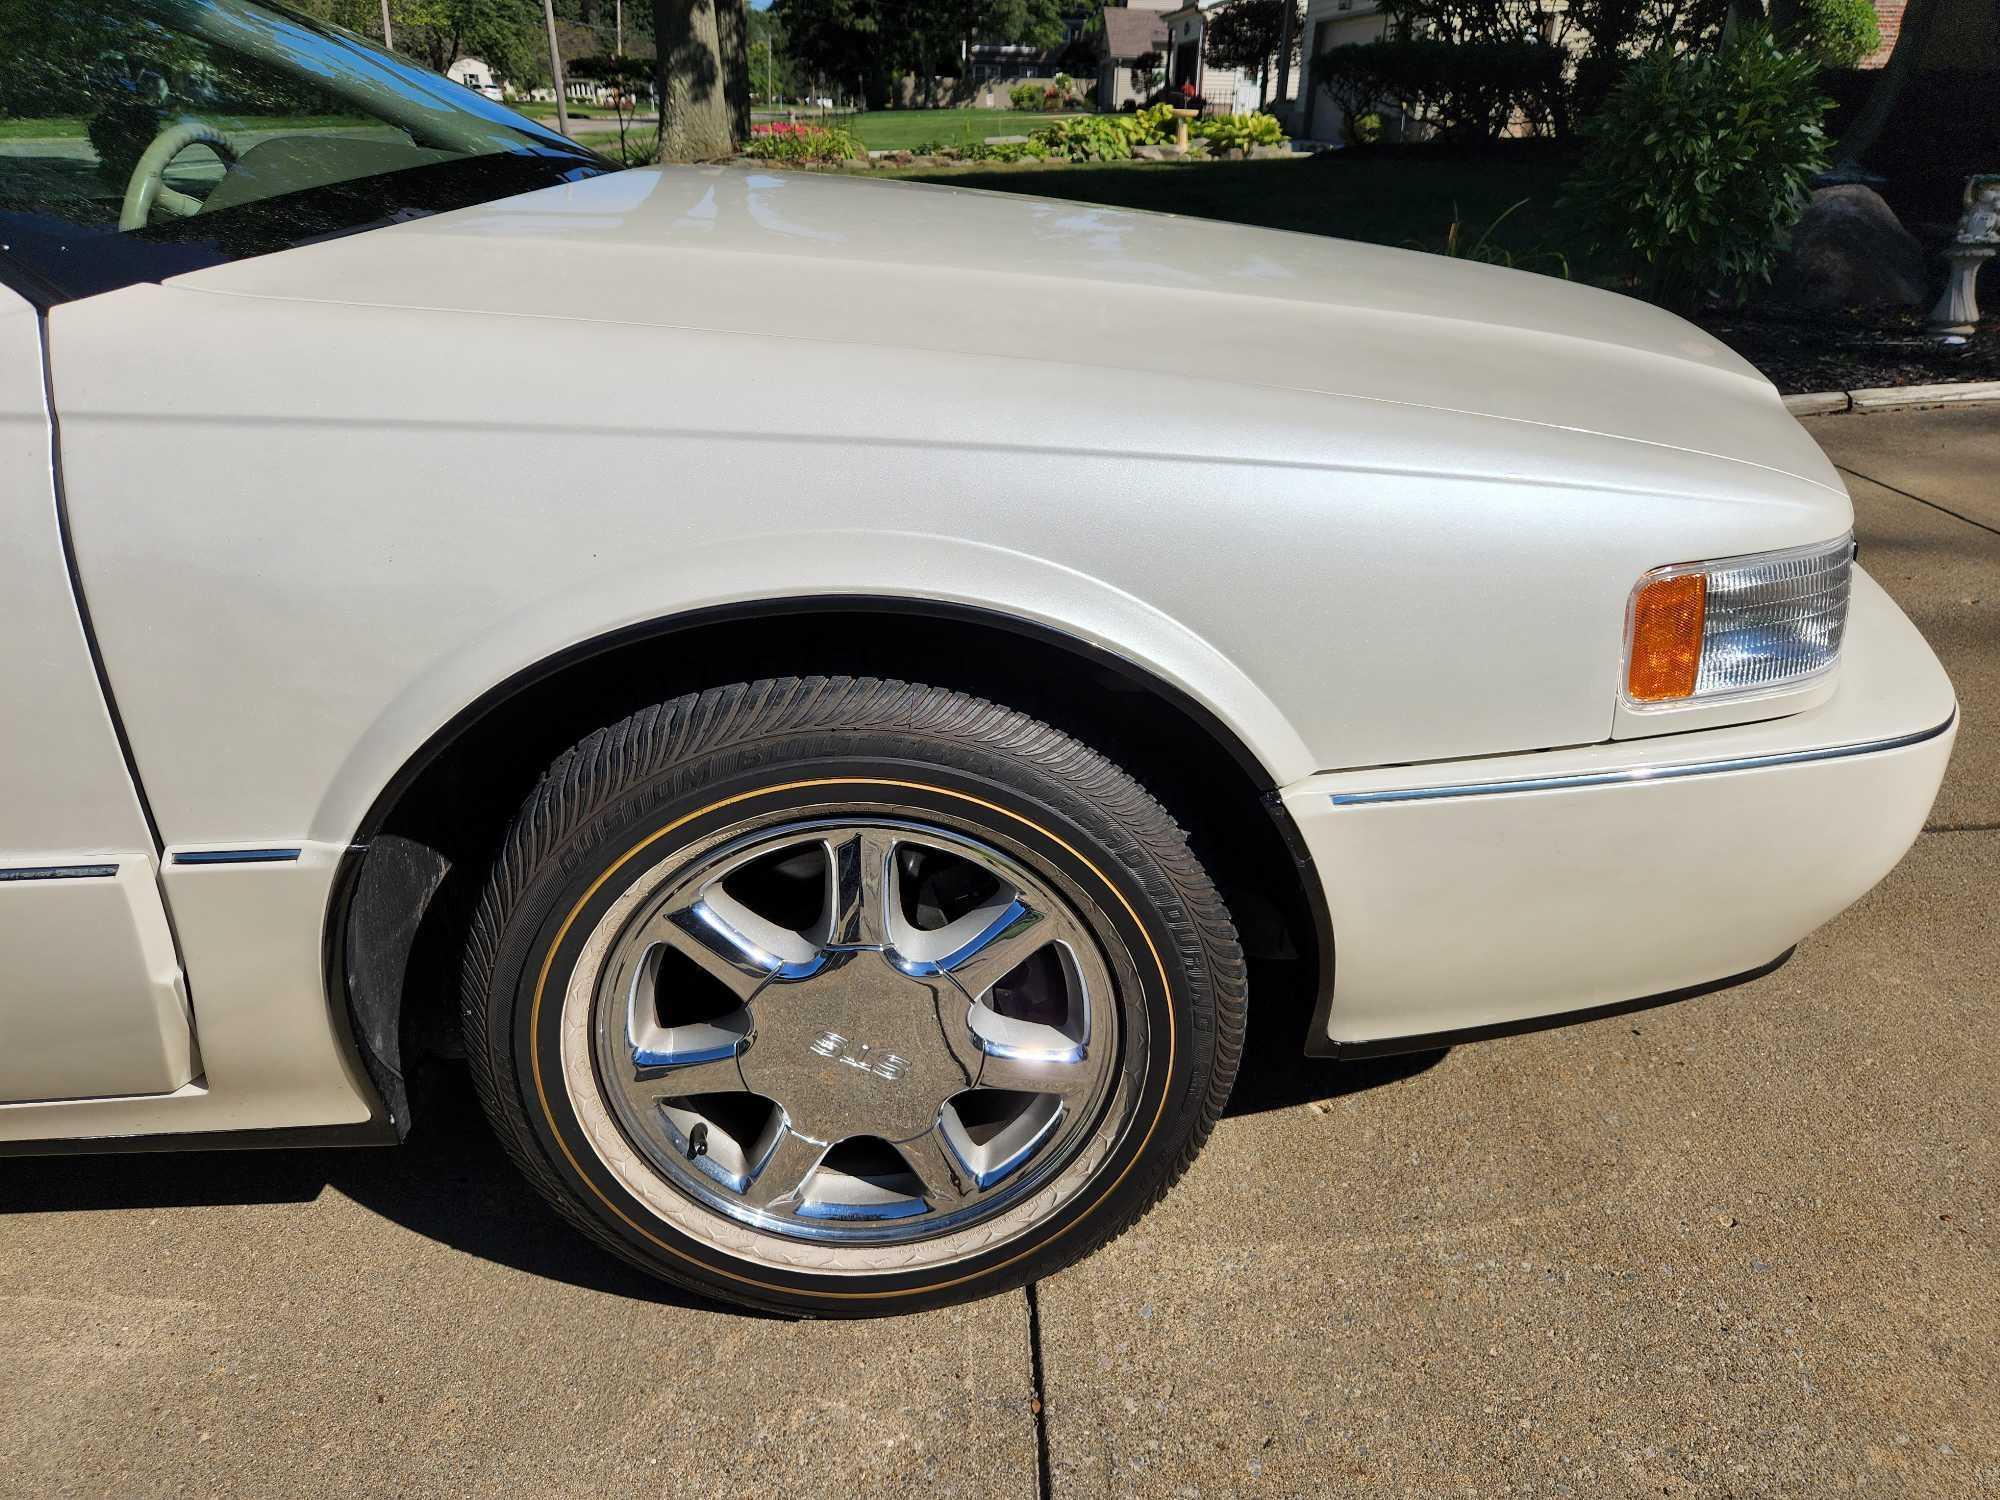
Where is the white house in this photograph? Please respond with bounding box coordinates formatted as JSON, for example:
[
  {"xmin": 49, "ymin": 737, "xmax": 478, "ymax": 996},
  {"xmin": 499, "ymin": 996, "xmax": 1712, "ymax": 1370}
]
[
  {"xmin": 447, "ymin": 56, "xmax": 502, "ymax": 100},
  {"xmin": 1090, "ymin": 2, "xmax": 1176, "ymax": 111},
  {"xmin": 1292, "ymin": 0, "xmax": 1392, "ymax": 139},
  {"xmin": 1159, "ymin": 0, "xmax": 1284, "ymax": 115}
]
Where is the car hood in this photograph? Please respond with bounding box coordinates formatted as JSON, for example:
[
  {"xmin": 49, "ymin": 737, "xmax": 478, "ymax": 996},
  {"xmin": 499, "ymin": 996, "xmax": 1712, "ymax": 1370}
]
[{"xmin": 171, "ymin": 164, "xmax": 1841, "ymax": 495}]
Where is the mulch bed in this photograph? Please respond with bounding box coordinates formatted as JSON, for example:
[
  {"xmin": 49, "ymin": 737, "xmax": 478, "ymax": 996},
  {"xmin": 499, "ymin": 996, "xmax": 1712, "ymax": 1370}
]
[{"xmin": 1694, "ymin": 304, "xmax": 2000, "ymax": 395}]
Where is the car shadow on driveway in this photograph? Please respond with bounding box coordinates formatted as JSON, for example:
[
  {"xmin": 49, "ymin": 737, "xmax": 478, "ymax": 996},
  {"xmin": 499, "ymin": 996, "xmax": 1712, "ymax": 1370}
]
[
  {"xmin": 0, "ymin": 1065, "xmax": 723, "ymax": 1311},
  {"xmin": 1223, "ymin": 1039, "xmax": 1446, "ymax": 1117},
  {"xmin": 0, "ymin": 1029, "xmax": 1438, "ymax": 1307}
]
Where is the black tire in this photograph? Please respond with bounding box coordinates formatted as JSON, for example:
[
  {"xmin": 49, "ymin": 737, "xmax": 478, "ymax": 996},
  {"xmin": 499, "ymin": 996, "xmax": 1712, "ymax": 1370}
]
[{"xmin": 461, "ymin": 677, "xmax": 1245, "ymax": 1317}]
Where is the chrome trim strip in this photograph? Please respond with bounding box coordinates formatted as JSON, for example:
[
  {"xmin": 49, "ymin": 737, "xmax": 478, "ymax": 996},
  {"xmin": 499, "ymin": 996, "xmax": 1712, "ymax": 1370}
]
[
  {"xmin": 0, "ymin": 863, "xmax": 119, "ymax": 883},
  {"xmin": 171, "ymin": 848, "xmax": 302, "ymax": 866},
  {"xmin": 1329, "ymin": 711, "xmax": 1956, "ymax": 807}
]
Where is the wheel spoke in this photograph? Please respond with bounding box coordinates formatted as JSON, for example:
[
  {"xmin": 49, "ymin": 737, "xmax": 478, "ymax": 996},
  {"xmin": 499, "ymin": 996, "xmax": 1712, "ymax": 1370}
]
[
  {"xmin": 623, "ymin": 1052, "xmax": 745, "ymax": 1100},
  {"xmin": 902, "ymin": 1126, "xmax": 979, "ymax": 1209},
  {"xmin": 740, "ymin": 1124, "xmax": 828, "ymax": 1213},
  {"xmin": 934, "ymin": 1091, "xmax": 1068, "ymax": 1193},
  {"xmin": 655, "ymin": 885, "xmax": 822, "ymax": 997},
  {"xmin": 969, "ymin": 1047, "xmax": 1095, "ymax": 1108},
  {"xmin": 915, "ymin": 898, "xmax": 1049, "ymax": 994},
  {"xmin": 825, "ymin": 827, "xmax": 900, "ymax": 949}
]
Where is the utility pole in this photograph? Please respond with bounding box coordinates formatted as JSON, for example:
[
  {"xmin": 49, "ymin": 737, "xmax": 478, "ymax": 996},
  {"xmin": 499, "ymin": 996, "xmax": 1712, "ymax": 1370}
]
[
  {"xmin": 379, "ymin": 0, "xmax": 393, "ymax": 50},
  {"xmin": 542, "ymin": 0, "xmax": 571, "ymax": 136},
  {"xmin": 616, "ymin": 0, "xmax": 624, "ymax": 55}
]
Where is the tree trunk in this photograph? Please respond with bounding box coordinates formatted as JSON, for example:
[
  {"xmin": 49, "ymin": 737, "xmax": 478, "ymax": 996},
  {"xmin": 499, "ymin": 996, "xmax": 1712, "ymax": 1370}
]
[
  {"xmin": 1274, "ymin": 2, "xmax": 1296, "ymax": 111},
  {"xmin": 715, "ymin": 0, "xmax": 752, "ymax": 141},
  {"xmin": 656, "ymin": 0, "xmax": 740, "ymax": 160},
  {"xmin": 1721, "ymin": 0, "xmax": 1764, "ymax": 43},
  {"xmin": 1833, "ymin": 0, "xmax": 1944, "ymax": 167},
  {"xmin": 378, "ymin": 0, "xmax": 393, "ymax": 50},
  {"xmin": 542, "ymin": 0, "xmax": 571, "ymax": 136}
]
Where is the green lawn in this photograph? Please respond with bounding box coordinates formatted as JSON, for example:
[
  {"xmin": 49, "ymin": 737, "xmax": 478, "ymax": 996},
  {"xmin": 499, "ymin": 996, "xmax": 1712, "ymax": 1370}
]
[
  {"xmin": 881, "ymin": 155, "xmax": 1580, "ymax": 269},
  {"xmin": 0, "ymin": 113, "xmax": 379, "ymax": 141},
  {"xmin": 842, "ymin": 108, "xmax": 1093, "ymax": 152},
  {"xmin": 512, "ymin": 102, "xmax": 604, "ymax": 122}
]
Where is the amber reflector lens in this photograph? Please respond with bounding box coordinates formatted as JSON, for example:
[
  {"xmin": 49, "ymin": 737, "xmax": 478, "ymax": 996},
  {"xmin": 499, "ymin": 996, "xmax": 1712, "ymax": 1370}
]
[{"xmin": 1628, "ymin": 574, "xmax": 1707, "ymax": 701}]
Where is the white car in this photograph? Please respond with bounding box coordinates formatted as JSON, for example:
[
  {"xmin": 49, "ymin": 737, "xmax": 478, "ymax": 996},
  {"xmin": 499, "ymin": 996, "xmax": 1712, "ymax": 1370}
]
[{"xmin": 0, "ymin": 2, "xmax": 1954, "ymax": 1317}]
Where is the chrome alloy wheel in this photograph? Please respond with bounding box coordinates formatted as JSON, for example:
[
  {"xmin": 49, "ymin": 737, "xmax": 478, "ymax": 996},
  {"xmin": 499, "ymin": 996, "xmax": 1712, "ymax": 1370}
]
[{"xmin": 560, "ymin": 813, "xmax": 1141, "ymax": 1272}]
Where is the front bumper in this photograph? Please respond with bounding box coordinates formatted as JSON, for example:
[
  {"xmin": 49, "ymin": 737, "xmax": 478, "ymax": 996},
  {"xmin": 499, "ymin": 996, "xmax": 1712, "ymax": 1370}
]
[{"xmin": 1281, "ymin": 567, "xmax": 1956, "ymax": 1052}]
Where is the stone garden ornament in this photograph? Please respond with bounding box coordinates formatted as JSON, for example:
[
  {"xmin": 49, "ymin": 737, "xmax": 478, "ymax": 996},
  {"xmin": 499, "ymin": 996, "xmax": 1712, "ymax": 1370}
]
[{"xmin": 1927, "ymin": 175, "xmax": 2000, "ymax": 338}]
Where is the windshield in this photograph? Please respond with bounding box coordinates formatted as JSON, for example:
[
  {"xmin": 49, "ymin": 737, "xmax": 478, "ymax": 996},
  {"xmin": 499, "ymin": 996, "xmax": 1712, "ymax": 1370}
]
[{"xmin": 0, "ymin": 0, "xmax": 611, "ymax": 303}]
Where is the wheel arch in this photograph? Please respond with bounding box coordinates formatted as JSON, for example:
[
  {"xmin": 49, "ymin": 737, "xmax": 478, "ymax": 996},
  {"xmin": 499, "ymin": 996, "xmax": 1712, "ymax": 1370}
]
[{"xmin": 330, "ymin": 596, "xmax": 1332, "ymax": 1136}]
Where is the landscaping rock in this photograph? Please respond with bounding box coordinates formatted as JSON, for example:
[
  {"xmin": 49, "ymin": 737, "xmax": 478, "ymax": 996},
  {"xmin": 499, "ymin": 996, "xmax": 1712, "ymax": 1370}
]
[
  {"xmin": 1778, "ymin": 185, "xmax": 1928, "ymax": 310},
  {"xmin": 1132, "ymin": 145, "xmax": 1172, "ymax": 162},
  {"xmin": 983, "ymin": 134, "xmax": 1030, "ymax": 145},
  {"xmin": 1248, "ymin": 144, "xmax": 1294, "ymax": 160}
]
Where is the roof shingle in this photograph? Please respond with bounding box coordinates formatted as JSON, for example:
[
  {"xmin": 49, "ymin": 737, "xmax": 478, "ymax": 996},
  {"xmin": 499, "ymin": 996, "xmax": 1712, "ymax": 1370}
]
[{"xmin": 1101, "ymin": 7, "xmax": 1170, "ymax": 59}]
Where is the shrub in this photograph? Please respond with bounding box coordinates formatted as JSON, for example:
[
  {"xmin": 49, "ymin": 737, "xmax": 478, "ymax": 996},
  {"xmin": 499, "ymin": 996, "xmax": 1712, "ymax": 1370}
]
[
  {"xmin": 1787, "ymin": 0, "xmax": 1881, "ymax": 68},
  {"xmin": 1313, "ymin": 45, "xmax": 1387, "ymax": 143},
  {"xmin": 742, "ymin": 125, "xmax": 864, "ymax": 163},
  {"xmin": 1565, "ymin": 29, "xmax": 1829, "ymax": 307},
  {"xmin": 1191, "ymin": 112, "xmax": 1287, "ymax": 152},
  {"xmin": 959, "ymin": 139, "xmax": 1051, "ymax": 163},
  {"xmin": 1030, "ymin": 108, "xmax": 1175, "ymax": 160},
  {"xmin": 1031, "ymin": 114, "xmax": 1138, "ymax": 160},
  {"xmin": 1315, "ymin": 37, "xmax": 1566, "ymax": 144},
  {"xmin": 1009, "ymin": 82, "xmax": 1046, "ymax": 111}
]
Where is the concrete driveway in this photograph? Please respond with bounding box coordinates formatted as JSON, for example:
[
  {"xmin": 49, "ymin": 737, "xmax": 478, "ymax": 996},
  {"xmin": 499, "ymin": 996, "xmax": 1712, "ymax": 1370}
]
[{"xmin": 1, "ymin": 405, "xmax": 1995, "ymax": 1500}]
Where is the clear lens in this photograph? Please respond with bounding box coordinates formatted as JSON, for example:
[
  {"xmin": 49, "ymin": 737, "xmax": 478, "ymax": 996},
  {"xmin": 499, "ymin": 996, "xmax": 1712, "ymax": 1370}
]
[{"xmin": 1627, "ymin": 535, "xmax": 1852, "ymax": 706}]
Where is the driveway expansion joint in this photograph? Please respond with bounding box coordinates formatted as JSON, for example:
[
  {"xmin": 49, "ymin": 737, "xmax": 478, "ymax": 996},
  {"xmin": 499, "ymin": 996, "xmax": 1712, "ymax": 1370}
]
[
  {"xmin": 1837, "ymin": 464, "xmax": 2000, "ymax": 541},
  {"xmin": 1025, "ymin": 1281, "xmax": 1053, "ymax": 1500}
]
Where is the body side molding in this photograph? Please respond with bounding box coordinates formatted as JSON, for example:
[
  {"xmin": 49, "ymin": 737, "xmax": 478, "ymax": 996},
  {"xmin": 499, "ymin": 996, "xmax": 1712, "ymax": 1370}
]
[{"xmin": 1329, "ymin": 713, "xmax": 1957, "ymax": 807}]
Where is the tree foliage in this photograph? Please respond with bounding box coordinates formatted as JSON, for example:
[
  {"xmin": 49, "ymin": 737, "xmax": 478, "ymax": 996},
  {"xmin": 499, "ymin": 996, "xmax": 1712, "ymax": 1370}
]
[
  {"xmin": 1201, "ymin": 0, "xmax": 1302, "ymax": 102},
  {"xmin": 1783, "ymin": 0, "xmax": 1882, "ymax": 66},
  {"xmin": 1316, "ymin": 36, "xmax": 1567, "ymax": 139},
  {"xmin": 1316, "ymin": 0, "xmax": 1731, "ymax": 137},
  {"xmin": 772, "ymin": 0, "xmax": 1069, "ymax": 105},
  {"xmin": 1566, "ymin": 27, "xmax": 1829, "ymax": 307},
  {"xmin": 286, "ymin": 0, "xmax": 545, "ymax": 79}
]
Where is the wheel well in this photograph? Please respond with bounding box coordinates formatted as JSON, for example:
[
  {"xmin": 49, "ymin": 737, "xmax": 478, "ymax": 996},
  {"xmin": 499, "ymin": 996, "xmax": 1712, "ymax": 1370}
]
[{"xmin": 339, "ymin": 601, "xmax": 1329, "ymax": 1133}]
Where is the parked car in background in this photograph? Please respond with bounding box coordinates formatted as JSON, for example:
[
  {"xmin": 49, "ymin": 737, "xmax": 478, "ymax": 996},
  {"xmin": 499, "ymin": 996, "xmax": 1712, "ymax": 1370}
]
[{"xmin": 0, "ymin": 0, "xmax": 1954, "ymax": 1317}]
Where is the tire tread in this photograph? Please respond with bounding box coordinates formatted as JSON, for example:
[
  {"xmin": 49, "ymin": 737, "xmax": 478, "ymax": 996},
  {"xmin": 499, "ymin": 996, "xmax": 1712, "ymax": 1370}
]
[{"xmin": 460, "ymin": 677, "xmax": 1245, "ymax": 1315}]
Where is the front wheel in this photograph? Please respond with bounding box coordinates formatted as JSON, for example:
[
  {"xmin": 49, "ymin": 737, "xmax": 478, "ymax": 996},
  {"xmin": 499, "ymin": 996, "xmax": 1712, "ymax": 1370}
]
[{"xmin": 461, "ymin": 677, "xmax": 1244, "ymax": 1316}]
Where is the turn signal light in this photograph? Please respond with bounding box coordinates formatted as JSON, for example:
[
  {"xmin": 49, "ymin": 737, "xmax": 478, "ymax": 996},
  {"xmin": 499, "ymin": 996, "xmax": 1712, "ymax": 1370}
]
[
  {"xmin": 1626, "ymin": 573, "xmax": 1706, "ymax": 701},
  {"xmin": 1622, "ymin": 534, "xmax": 1853, "ymax": 708}
]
